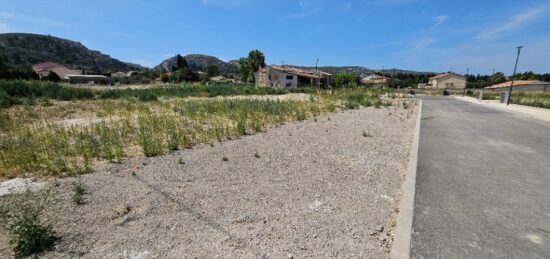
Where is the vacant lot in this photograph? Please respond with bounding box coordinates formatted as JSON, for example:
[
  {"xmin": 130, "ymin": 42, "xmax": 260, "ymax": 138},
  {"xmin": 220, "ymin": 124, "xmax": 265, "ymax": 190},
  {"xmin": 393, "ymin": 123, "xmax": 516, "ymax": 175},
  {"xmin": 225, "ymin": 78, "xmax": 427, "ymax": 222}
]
[
  {"xmin": 1, "ymin": 102, "xmax": 417, "ymax": 258},
  {"xmin": 0, "ymin": 81, "xmax": 417, "ymax": 257}
]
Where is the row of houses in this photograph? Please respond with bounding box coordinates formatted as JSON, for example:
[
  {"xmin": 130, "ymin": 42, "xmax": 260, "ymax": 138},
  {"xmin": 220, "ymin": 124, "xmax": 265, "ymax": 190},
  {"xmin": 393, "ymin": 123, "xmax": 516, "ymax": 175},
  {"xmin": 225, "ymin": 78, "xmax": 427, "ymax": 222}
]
[{"xmin": 32, "ymin": 62, "xmax": 138, "ymax": 85}]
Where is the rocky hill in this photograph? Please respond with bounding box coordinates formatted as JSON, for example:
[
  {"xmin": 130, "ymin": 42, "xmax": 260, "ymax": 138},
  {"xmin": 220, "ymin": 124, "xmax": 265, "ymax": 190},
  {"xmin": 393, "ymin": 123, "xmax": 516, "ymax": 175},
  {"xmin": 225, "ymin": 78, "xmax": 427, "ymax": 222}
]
[
  {"xmin": 154, "ymin": 54, "xmax": 239, "ymax": 75},
  {"xmin": 296, "ymin": 66, "xmax": 433, "ymax": 77},
  {"xmin": 0, "ymin": 33, "xmax": 144, "ymax": 72}
]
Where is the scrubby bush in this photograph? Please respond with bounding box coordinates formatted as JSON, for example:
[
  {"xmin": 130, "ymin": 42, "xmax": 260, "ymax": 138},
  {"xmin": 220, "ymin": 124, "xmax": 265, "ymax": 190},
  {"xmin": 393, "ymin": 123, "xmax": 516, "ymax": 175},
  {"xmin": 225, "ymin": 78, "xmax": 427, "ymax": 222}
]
[{"xmin": 0, "ymin": 190, "xmax": 57, "ymax": 257}]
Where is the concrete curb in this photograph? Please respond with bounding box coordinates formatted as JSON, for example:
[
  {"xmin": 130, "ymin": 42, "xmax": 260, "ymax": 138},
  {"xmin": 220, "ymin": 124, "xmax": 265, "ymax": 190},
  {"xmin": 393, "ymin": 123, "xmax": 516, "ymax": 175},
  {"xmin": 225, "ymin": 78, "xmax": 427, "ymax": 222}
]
[{"xmin": 391, "ymin": 99, "xmax": 422, "ymax": 259}]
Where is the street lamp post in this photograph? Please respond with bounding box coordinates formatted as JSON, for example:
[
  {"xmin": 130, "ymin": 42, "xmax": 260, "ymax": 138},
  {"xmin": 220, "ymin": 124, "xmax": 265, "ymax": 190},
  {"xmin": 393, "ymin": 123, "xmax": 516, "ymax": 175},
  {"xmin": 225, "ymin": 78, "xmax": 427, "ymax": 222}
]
[
  {"xmin": 507, "ymin": 46, "xmax": 523, "ymax": 106},
  {"xmin": 463, "ymin": 68, "xmax": 469, "ymax": 96}
]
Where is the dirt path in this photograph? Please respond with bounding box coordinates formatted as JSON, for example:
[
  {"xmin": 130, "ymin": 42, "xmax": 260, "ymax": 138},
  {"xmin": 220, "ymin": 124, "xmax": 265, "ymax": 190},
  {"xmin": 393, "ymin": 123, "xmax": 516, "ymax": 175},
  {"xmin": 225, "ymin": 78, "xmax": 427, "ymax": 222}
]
[{"xmin": 1, "ymin": 105, "xmax": 417, "ymax": 258}]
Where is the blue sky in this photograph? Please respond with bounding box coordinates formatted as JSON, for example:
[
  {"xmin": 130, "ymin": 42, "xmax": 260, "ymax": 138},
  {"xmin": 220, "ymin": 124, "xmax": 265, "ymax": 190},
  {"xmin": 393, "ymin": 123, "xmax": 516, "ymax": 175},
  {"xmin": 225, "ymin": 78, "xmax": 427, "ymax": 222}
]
[{"xmin": 1, "ymin": 0, "xmax": 550, "ymax": 74}]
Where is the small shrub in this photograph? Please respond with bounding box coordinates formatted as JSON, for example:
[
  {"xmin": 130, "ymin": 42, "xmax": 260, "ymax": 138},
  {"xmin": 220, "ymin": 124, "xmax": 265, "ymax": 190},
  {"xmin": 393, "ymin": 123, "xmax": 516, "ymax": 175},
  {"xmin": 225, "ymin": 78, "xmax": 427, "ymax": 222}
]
[
  {"xmin": 72, "ymin": 180, "xmax": 87, "ymax": 205},
  {"xmin": 255, "ymin": 152, "xmax": 261, "ymax": 159},
  {"xmin": 177, "ymin": 158, "xmax": 186, "ymax": 165},
  {"xmin": 0, "ymin": 190, "xmax": 57, "ymax": 257},
  {"xmin": 222, "ymin": 156, "xmax": 229, "ymax": 162},
  {"xmin": 363, "ymin": 130, "xmax": 373, "ymax": 138}
]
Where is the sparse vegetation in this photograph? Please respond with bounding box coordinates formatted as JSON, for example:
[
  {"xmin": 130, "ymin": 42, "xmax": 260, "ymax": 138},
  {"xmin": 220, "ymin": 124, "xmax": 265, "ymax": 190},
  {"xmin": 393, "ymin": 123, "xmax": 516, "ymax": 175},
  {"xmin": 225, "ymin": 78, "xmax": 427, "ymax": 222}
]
[
  {"xmin": 178, "ymin": 158, "xmax": 186, "ymax": 165},
  {"xmin": 480, "ymin": 92, "xmax": 550, "ymax": 109},
  {"xmin": 72, "ymin": 179, "xmax": 87, "ymax": 205},
  {"xmin": 363, "ymin": 130, "xmax": 373, "ymax": 138},
  {"xmin": 0, "ymin": 84, "xmax": 384, "ymax": 177},
  {"xmin": 0, "ymin": 190, "xmax": 57, "ymax": 257}
]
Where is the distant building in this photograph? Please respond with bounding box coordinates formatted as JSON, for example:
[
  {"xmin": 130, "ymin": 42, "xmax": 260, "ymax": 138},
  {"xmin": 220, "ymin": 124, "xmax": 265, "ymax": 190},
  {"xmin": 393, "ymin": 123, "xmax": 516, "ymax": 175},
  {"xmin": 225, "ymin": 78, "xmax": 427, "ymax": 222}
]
[
  {"xmin": 64, "ymin": 75, "xmax": 111, "ymax": 85},
  {"xmin": 111, "ymin": 72, "xmax": 127, "ymax": 78},
  {"xmin": 32, "ymin": 62, "xmax": 82, "ymax": 79},
  {"xmin": 255, "ymin": 66, "xmax": 332, "ymax": 88},
  {"xmin": 419, "ymin": 73, "xmax": 466, "ymax": 89},
  {"xmin": 127, "ymin": 71, "xmax": 138, "ymax": 77},
  {"xmin": 361, "ymin": 74, "xmax": 388, "ymax": 85},
  {"xmin": 484, "ymin": 80, "xmax": 550, "ymax": 92}
]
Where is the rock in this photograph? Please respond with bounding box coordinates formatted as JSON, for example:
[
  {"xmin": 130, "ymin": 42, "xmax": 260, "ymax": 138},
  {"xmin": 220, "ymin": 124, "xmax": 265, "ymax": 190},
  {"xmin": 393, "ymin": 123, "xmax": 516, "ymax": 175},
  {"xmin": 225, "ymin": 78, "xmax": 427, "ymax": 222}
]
[{"xmin": 376, "ymin": 225, "xmax": 385, "ymax": 232}]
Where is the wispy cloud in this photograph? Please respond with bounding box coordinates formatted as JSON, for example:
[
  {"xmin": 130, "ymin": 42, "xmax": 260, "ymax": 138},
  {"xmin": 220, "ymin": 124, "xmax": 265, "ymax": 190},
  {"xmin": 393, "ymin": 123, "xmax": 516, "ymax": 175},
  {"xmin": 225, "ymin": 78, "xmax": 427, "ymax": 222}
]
[
  {"xmin": 476, "ymin": 4, "xmax": 549, "ymax": 40},
  {"xmin": 433, "ymin": 15, "xmax": 448, "ymax": 26},
  {"xmin": 0, "ymin": 12, "xmax": 72, "ymax": 28}
]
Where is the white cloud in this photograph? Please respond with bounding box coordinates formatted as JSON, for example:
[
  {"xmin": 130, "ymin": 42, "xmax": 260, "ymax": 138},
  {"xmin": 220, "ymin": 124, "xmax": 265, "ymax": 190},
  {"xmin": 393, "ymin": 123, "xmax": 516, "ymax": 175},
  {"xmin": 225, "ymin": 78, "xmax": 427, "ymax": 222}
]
[
  {"xmin": 476, "ymin": 4, "xmax": 549, "ymax": 41},
  {"xmin": 0, "ymin": 12, "xmax": 72, "ymax": 28},
  {"xmin": 433, "ymin": 15, "xmax": 448, "ymax": 26}
]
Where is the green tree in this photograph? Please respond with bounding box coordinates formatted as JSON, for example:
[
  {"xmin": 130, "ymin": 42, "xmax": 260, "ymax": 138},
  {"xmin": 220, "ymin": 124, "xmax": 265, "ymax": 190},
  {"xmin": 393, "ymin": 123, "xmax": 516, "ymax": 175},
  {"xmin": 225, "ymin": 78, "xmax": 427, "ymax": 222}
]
[
  {"xmin": 46, "ymin": 72, "xmax": 61, "ymax": 82},
  {"xmin": 238, "ymin": 50, "xmax": 266, "ymax": 83},
  {"xmin": 333, "ymin": 73, "xmax": 359, "ymax": 88},
  {"xmin": 492, "ymin": 72, "xmax": 506, "ymax": 84},
  {"xmin": 175, "ymin": 54, "xmax": 188, "ymax": 71},
  {"xmin": 239, "ymin": 57, "xmax": 252, "ymax": 83},
  {"xmin": 160, "ymin": 73, "xmax": 169, "ymax": 83},
  {"xmin": 247, "ymin": 50, "xmax": 266, "ymax": 73},
  {"xmin": 206, "ymin": 65, "xmax": 220, "ymax": 78}
]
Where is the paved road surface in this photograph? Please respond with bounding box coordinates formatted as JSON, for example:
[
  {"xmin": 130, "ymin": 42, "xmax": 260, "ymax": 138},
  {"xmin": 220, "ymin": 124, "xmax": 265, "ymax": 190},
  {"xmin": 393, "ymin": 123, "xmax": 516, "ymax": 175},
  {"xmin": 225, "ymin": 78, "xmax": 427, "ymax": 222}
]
[{"xmin": 411, "ymin": 97, "xmax": 550, "ymax": 258}]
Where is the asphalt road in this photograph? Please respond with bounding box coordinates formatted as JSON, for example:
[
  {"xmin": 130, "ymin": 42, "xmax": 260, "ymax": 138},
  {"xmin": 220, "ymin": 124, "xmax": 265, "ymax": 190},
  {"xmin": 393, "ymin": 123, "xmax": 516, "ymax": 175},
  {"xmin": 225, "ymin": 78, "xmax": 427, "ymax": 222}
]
[{"xmin": 411, "ymin": 97, "xmax": 550, "ymax": 258}]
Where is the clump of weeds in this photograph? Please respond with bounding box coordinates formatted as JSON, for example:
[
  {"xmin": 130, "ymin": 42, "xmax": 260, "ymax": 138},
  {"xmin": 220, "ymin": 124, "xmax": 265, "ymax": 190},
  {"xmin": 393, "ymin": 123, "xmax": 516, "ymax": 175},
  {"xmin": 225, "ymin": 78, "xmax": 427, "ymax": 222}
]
[
  {"xmin": 0, "ymin": 189, "xmax": 58, "ymax": 257},
  {"xmin": 363, "ymin": 130, "xmax": 373, "ymax": 138},
  {"xmin": 177, "ymin": 158, "xmax": 186, "ymax": 165},
  {"xmin": 72, "ymin": 179, "xmax": 88, "ymax": 205}
]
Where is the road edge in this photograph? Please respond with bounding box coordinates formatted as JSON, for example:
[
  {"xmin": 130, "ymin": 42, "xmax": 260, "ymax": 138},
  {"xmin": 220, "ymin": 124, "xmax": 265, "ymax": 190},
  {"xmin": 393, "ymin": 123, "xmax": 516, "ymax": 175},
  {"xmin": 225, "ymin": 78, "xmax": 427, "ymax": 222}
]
[
  {"xmin": 391, "ymin": 99, "xmax": 422, "ymax": 259},
  {"xmin": 452, "ymin": 96, "xmax": 550, "ymax": 124}
]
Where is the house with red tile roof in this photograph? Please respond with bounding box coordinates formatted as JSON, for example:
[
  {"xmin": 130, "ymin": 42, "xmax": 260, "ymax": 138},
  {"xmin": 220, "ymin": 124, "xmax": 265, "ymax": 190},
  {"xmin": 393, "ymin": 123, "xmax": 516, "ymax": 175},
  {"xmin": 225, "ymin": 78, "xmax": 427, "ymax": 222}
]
[
  {"xmin": 484, "ymin": 80, "xmax": 550, "ymax": 92},
  {"xmin": 420, "ymin": 72, "xmax": 466, "ymax": 89},
  {"xmin": 32, "ymin": 62, "xmax": 82, "ymax": 79}
]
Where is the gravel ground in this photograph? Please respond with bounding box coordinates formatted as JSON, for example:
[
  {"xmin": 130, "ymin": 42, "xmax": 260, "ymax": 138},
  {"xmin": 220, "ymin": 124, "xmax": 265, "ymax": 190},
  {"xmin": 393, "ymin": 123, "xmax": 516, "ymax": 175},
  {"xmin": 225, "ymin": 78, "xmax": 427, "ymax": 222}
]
[{"xmin": 1, "ymin": 104, "xmax": 417, "ymax": 258}]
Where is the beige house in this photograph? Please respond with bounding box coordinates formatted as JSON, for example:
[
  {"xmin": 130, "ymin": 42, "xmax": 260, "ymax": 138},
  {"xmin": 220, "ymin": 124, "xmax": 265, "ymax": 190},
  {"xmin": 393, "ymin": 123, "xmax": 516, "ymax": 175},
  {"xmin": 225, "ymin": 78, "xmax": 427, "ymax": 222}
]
[
  {"xmin": 361, "ymin": 74, "xmax": 388, "ymax": 85},
  {"xmin": 65, "ymin": 75, "xmax": 111, "ymax": 85},
  {"xmin": 111, "ymin": 72, "xmax": 128, "ymax": 78},
  {"xmin": 32, "ymin": 62, "xmax": 82, "ymax": 79},
  {"xmin": 421, "ymin": 73, "xmax": 466, "ymax": 89},
  {"xmin": 255, "ymin": 66, "xmax": 331, "ymax": 88}
]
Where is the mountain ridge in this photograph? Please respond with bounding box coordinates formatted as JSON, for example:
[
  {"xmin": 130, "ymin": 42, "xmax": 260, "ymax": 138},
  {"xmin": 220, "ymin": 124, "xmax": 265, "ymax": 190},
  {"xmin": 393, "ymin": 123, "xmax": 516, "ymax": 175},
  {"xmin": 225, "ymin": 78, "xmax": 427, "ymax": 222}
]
[{"xmin": 0, "ymin": 33, "xmax": 144, "ymax": 72}]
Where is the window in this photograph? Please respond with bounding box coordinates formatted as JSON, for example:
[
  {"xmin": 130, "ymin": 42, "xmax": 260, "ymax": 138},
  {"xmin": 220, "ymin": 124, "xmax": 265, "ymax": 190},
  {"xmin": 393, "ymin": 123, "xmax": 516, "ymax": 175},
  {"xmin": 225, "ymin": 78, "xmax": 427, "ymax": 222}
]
[{"xmin": 286, "ymin": 75, "xmax": 294, "ymax": 80}]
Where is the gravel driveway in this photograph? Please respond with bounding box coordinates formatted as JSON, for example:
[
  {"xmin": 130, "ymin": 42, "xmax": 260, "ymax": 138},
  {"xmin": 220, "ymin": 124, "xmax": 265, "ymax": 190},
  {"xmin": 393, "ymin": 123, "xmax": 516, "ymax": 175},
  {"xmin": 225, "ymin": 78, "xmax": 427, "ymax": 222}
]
[{"xmin": 3, "ymin": 105, "xmax": 417, "ymax": 258}]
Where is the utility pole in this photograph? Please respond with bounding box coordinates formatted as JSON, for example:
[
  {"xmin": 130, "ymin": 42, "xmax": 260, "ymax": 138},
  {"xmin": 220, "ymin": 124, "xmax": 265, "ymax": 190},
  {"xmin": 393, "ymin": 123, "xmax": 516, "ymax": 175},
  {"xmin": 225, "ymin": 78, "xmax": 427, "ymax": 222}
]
[
  {"xmin": 491, "ymin": 67, "xmax": 495, "ymax": 85},
  {"xmin": 507, "ymin": 46, "xmax": 523, "ymax": 105},
  {"xmin": 315, "ymin": 58, "xmax": 320, "ymax": 91},
  {"xmin": 463, "ymin": 68, "xmax": 469, "ymax": 96}
]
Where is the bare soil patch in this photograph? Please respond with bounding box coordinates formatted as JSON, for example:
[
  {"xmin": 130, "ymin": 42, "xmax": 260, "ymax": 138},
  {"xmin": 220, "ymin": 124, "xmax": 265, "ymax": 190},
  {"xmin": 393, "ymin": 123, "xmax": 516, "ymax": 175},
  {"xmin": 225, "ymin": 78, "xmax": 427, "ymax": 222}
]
[{"xmin": 0, "ymin": 105, "xmax": 417, "ymax": 258}]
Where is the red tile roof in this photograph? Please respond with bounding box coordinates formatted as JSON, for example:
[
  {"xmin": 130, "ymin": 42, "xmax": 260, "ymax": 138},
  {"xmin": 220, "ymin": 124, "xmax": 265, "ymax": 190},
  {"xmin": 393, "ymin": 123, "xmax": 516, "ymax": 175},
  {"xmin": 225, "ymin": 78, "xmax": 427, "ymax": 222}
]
[
  {"xmin": 269, "ymin": 66, "xmax": 331, "ymax": 79},
  {"xmin": 485, "ymin": 80, "xmax": 549, "ymax": 89},
  {"xmin": 32, "ymin": 62, "xmax": 69, "ymax": 71},
  {"xmin": 429, "ymin": 73, "xmax": 465, "ymax": 80}
]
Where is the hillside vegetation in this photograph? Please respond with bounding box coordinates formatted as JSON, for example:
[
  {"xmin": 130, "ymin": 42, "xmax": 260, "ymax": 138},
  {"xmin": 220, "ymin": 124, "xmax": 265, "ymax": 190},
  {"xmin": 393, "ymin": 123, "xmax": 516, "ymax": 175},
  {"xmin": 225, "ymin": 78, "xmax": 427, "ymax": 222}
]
[
  {"xmin": 154, "ymin": 54, "xmax": 239, "ymax": 75},
  {"xmin": 0, "ymin": 33, "xmax": 143, "ymax": 72}
]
